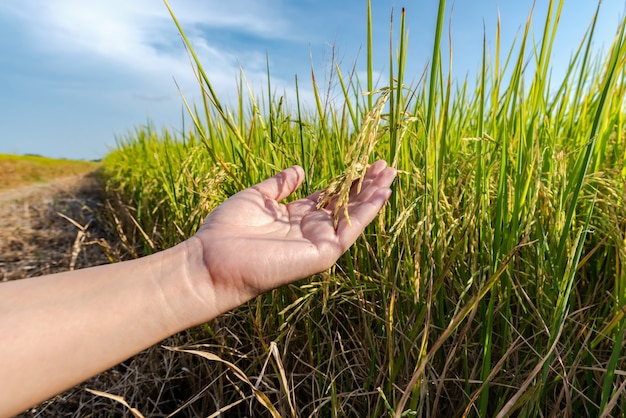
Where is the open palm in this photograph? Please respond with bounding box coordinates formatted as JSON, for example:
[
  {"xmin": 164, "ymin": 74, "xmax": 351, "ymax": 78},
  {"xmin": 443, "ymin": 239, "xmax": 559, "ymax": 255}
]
[{"xmin": 193, "ymin": 160, "xmax": 396, "ymax": 308}]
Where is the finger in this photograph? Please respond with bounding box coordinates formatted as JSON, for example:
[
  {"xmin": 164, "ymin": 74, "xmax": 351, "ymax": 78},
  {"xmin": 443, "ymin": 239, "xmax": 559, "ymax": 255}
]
[
  {"xmin": 364, "ymin": 160, "xmax": 388, "ymax": 179},
  {"xmin": 351, "ymin": 166, "xmax": 397, "ymax": 203},
  {"xmin": 306, "ymin": 162, "xmax": 396, "ymax": 211},
  {"xmin": 253, "ymin": 165, "xmax": 305, "ymax": 201},
  {"xmin": 305, "ymin": 160, "xmax": 388, "ymax": 199},
  {"xmin": 336, "ymin": 187, "xmax": 392, "ymax": 249},
  {"xmin": 335, "ymin": 165, "xmax": 396, "ymax": 246}
]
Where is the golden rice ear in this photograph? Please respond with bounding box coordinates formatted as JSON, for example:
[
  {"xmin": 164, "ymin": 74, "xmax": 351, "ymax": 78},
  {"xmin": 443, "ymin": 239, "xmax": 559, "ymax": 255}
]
[{"xmin": 316, "ymin": 89, "xmax": 391, "ymax": 228}]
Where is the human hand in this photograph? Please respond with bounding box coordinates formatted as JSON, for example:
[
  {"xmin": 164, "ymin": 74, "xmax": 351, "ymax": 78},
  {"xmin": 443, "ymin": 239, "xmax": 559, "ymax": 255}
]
[{"xmin": 190, "ymin": 160, "xmax": 396, "ymax": 310}]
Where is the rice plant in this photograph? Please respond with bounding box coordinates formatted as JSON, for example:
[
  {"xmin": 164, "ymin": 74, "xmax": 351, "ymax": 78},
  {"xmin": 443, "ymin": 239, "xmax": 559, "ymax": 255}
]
[{"xmin": 102, "ymin": 0, "xmax": 626, "ymax": 415}]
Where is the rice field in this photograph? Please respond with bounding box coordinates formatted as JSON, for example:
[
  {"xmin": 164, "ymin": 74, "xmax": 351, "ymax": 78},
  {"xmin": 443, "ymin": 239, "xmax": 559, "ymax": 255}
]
[{"xmin": 102, "ymin": 0, "xmax": 626, "ymax": 416}]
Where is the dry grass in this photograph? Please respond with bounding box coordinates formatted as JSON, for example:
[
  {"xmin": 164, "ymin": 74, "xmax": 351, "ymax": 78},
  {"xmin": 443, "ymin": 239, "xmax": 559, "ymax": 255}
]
[{"xmin": 0, "ymin": 172, "xmax": 115, "ymax": 281}]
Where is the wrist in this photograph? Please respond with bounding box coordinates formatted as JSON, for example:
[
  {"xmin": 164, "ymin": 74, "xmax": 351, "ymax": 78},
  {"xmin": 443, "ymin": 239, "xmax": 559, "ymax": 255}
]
[
  {"xmin": 142, "ymin": 239, "xmax": 210, "ymax": 335},
  {"xmin": 166, "ymin": 236, "xmax": 225, "ymax": 329}
]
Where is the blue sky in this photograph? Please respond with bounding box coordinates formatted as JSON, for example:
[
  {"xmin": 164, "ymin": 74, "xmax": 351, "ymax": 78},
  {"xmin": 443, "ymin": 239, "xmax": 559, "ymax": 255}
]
[{"xmin": 0, "ymin": 0, "xmax": 623, "ymax": 160}]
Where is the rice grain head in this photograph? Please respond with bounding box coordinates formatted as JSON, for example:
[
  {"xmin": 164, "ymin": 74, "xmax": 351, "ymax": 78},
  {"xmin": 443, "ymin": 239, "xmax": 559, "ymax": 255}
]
[{"xmin": 316, "ymin": 89, "xmax": 391, "ymax": 227}]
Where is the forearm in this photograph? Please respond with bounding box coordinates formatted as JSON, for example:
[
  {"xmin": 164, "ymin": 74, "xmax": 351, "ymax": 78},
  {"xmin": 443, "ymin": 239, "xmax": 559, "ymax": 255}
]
[{"xmin": 0, "ymin": 240, "xmax": 213, "ymax": 417}]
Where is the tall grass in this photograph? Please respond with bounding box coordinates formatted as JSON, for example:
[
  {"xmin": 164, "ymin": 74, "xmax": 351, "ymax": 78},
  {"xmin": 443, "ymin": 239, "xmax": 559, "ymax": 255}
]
[{"xmin": 102, "ymin": 0, "xmax": 626, "ymax": 415}]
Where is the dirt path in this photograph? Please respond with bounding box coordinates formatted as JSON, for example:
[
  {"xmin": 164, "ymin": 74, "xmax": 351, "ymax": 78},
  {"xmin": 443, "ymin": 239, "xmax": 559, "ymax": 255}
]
[
  {"xmin": 0, "ymin": 174, "xmax": 90, "ymax": 204},
  {"xmin": 0, "ymin": 172, "xmax": 117, "ymax": 282}
]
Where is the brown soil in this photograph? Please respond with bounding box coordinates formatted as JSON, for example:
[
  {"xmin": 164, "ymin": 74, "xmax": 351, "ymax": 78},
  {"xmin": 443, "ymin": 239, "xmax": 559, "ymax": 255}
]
[{"xmin": 0, "ymin": 173, "xmax": 118, "ymax": 282}]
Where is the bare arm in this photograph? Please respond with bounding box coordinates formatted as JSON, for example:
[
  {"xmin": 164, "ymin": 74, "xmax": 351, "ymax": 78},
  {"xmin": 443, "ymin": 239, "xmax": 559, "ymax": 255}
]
[{"xmin": 0, "ymin": 160, "xmax": 396, "ymax": 416}]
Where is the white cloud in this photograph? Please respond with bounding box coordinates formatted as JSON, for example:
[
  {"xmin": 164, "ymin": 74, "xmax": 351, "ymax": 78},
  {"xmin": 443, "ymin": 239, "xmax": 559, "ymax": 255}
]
[
  {"xmin": 0, "ymin": 0, "xmax": 294, "ymax": 96},
  {"xmin": 0, "ymin": 0, "xmax": 335, "ymax": 160},
  {"xmin": 169, "ymin": 0, "xmax": 290, "ymax": 36}
]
